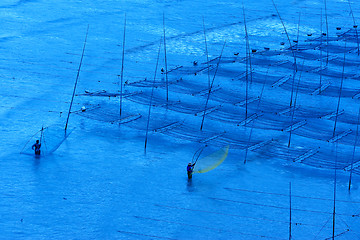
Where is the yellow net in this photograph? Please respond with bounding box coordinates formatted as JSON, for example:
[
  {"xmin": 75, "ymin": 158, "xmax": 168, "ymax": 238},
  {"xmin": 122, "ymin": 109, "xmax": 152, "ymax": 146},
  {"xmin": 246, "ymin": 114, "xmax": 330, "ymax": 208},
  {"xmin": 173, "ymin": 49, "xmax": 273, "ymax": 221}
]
[{"xmin": 193, "ymin": 145, "xmax": 229, "ymax": 173}]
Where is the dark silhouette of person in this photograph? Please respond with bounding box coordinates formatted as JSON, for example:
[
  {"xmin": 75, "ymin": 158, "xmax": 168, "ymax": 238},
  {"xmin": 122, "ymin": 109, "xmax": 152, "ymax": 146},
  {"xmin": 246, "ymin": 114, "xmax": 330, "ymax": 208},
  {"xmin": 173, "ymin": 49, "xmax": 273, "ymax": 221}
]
[
  {"xmin": 32, "ymin": 140, "xmax": 41, "ymax": 155},
  {"xmin": 187, "ymin": 162, "xmax": 195, "ymax": 179}
]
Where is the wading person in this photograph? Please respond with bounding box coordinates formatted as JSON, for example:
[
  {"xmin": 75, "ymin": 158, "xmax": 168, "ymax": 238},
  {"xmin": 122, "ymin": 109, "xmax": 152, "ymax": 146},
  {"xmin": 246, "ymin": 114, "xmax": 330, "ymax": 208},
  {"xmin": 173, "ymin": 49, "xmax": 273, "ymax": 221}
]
[
  {"xmin": 187, "ymin": 162, "xmax": 195, "ymax": 179},
  {"xmin": 32, "ymin": 140, "xmax": 41, "ymax": 156}
]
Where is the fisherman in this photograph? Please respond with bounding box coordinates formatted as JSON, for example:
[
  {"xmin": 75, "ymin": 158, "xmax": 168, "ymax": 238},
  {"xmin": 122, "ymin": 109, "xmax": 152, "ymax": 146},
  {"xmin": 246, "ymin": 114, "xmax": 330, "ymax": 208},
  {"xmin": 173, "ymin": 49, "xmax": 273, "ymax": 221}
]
[
  {"xmin": 32, "ymin": 140, "xmax": 41, "ymax": 155},
  {"xmin": 187, "ymin": 162, "xmax": 195, "ymax": 179}
]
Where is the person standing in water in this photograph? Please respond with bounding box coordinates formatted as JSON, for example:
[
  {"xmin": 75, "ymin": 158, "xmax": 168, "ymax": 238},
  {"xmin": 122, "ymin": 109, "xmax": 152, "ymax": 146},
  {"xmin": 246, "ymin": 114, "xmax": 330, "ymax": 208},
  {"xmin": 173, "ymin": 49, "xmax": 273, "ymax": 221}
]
[
  {"xmin": 187, "ymin": 162, "xmax": 195, "ymax": 179},
  {"xmin": 32, "ymin": 140, "xmax": 41, "ymax": 155}
]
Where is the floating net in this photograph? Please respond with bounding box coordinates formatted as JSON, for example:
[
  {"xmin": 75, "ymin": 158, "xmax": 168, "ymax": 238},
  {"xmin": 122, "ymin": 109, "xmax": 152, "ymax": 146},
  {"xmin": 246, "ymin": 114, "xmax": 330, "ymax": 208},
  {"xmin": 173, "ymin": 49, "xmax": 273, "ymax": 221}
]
[
  {"xmin": 74, "ymin": 26, "xmax": 360, "ymax": 176},
  {"xmin": 76, "ymin": 90, "xmax": 141, "ymax": 98},
  {"xmin": 74, "ymin": 104, "xmax": 141, "ymax": 124}
]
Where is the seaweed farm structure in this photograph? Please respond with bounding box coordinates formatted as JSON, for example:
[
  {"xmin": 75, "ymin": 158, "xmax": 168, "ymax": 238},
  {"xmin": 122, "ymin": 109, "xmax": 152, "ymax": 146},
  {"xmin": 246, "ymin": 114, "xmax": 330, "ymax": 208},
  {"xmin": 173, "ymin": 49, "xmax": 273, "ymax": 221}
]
[{"xmin": 73, "ymin": 22, "xmax": 360, "ymax": 180}]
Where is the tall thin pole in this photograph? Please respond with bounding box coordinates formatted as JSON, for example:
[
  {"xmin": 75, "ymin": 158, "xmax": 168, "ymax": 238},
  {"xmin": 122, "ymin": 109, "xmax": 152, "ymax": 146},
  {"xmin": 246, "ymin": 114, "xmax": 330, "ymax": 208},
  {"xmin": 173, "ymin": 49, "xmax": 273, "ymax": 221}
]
[
  {"xmin": 248, "ymin": 39, "xmax": 253, "ymax": 85},
  {"xmin": 203, "ymin": 16, "xmax": 211, "ymax": 89},
  {"xmin": 39, "ymin": 126, "xmax": 44, "ymax": 154},
  {"xmin": 243, "ymin": 5, "xmax": 252, "ymax": 85},
  {"xmin": 289, "ymin": 73, "xmax": 297, "ymax": 108},
  {"xmin": 120, "ymin": 14, "xmax": 126, "ymax": 119},
  {"xmin": 65, "ymin": 25, "xmax": 89, "ymax": 131},
  {"xmin": 243, "ymin": 5, "xmax": 249, "ymax": 119},
  {"xmin": 272, "ymin": 0, "xmax": 297, "ymax": 72},
  {"xmin": 347, "ymin": 2, "xmax": 360, "ymax": 191},
  {"xmin": 163, "ymin": 12, "xmax": 169, "ymax": 102},
  {"xmin": 333, "ymin": 41, "xmax": 346, "ymax": 137},
  {"xmin": 349, "ymin": 107, "xmax": 360, "ymax": 190},
  {"xmin": 295, "ymin": 13, "xmax": 301, "ymax": 48},
  {"xmin": 332, "ymin": 144, "xmax": 338, "ymax": 240},
  {"xmin": 244, "ymin": 66, "xmax": 269, "ymax": 164},
  {"xmin": 348, "ymin": 0, "xmax": 359, "ymax": 55},
  {"xmin": 320, "ymin": 8, "xmax": 323, "ymax": 92},
  {"xmin": 289, "ymin": 182, "xmax": 292, "ymax": 240},
  {"xmin": 289, "ymin": 13, "xmax": 301, "ymax": 108},
  {"xmin": 200, "ymin": 41, "xmax": 226, "ymax": 131},
  {"xmin": 40, "ymin": 126, "xmax": 44, "ymax": 143},
  {"xmin": 324, "ymin": 0, "xmax": 329, "ymax": 65},
  {"xmin": 144, "ymin": 39, "xmax": 162, "ymax": 152},
  {"xmin": 332, "ymin": 46, "xmax": 345, "ymax": 236},
  {"xmin": 288, "ymin": 61, "xmax": 304, "ymax": 148}
]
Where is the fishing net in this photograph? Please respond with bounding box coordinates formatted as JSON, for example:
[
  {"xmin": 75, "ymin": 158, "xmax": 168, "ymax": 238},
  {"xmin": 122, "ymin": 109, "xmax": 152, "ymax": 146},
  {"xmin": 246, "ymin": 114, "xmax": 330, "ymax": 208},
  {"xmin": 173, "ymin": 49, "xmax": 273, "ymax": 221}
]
[
  {"xmin": 20, "ymin": 125, "xmax": 74, "ymax": 156},
  {"xmin": 74, "ymin": 104, "xmax": 141, "ymax": 124},
  {"xmin": 76, "ymin": 89, "xmax": 140, "ymax": 98},
  {"xmin": 193, "ymin": 145, "xmax": 229, "ymax": 173}
]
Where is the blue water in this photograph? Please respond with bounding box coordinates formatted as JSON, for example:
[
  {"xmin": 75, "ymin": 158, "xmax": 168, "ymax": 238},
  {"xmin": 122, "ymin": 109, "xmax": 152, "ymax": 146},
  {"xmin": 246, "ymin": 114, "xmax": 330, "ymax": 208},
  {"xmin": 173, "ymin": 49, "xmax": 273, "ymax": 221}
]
[{"xmin": 1, "ymin": 0, "xmax": 360, "ymax": 239}]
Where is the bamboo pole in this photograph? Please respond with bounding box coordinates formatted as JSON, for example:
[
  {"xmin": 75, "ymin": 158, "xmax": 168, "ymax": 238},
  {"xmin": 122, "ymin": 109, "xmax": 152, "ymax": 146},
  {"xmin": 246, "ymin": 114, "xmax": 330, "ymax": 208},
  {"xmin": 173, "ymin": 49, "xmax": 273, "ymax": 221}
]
[
  {"xmin": 144, "ymin": 39, "xmax": 162, "ymax": 152},
  {"xmin": 332, "ymin": 144, "xmax": 338, "ymax": 239},
  {"xmin": 200, "ymin": 41, "xmax": 226, "ymax": 131},
  {"xmin": 333, "ymin": 41, "xmax": 346, "ymax": 138},
  {"xmin": 244, "ymin": 66, "xmax": 269, "ymax": 164},
  {"xmin": 324, "ymin": 0, "xmax": 329, "ymax": 65},
  {"xmin": 349, "ymin": 107, "xmax": 360, "ymax": 190},
  {"xmin": 243, "ymin": 6, "xmax": 249, "ymax": 119},
  {"xmin": 271, "ymin": 0, "xmax": 297, "ymax": 72},
  {"xmin": 288, "ymin": 60, "xmax": 304, "ymax": 148},
  {"xmin": 319, "ymin": 8, "xmax": 323, "ymax": 92},
  {"xmin": 163, "ymin": 13, "xmax": 169, "ymax": 102},
  {"xmin": 289, "ymin": 13, "xmax": 301, "ymax": 108},
  {"xmin": 202, "ymin": 16, "xmax": 211, "ymax": 89},
  {"xmin": 65, "ymin": 25, "xmax": 89, "ymax": 131},
  {"xmin": 119, "ymin": 14, "xmax": 126, "ymax": 119},
  {"xmin": 289, "ymin": 182, "xmax": 292, "ymax": 240},
  {"xmin": 348, "ymin": 0, "xmax": 359, "ymax": 55}
]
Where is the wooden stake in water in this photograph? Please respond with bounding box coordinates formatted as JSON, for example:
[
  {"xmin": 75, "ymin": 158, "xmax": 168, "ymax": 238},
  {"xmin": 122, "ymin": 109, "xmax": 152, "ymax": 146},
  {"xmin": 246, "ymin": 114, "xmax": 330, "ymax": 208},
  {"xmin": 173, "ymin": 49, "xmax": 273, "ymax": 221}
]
[
  {"xmin": 65, "ymin": 25, "xmax": 89, "ymax": 131},
  {"xmin": 202, "ymin": 16, "xmax": 211, "ymax": 89},
  {"xmin": 295, "ymin": 13, "xmax": 301, "ymax": 48},
  {"xmin": 349, "ymin": 107, "xmax": 360, "ymax": 191},
  {"xmin": 120, "ymin": 14, "xmax": 126, "ymax": 119},
  {"xmin": 347, "ymin": 4, "xmax": 360, "ymax": 189},
  {"xmin": 242, "ymin": 5, "xmax": 253, "ymax": 85},
  {"xmin": 348, "ymin": 0, "xmax": 359, "ymax": 55},
  {"xmin": 163, "ymin": 13, "xmax": 169, "ymax": 102},
  {"xmin": 333, "ymin": 41, "xmax": 346, "ymax": 138},
  {"xmin": 244, "ymin": 66, "xmax": 269, "ymax": 164},
  {"xmin": 40, "ymin": 126, "xmax": 44, "ymax": 145},
  {"xmin": 144, "ymin": 39, "xmax": 162, "ymax": 152},
  {"xmin": 289, "ymin": 182, "xmax": 292, "ymax": 240},
  {"xmin": 288, "ymin": 61, "xmax": 304, "ymax": 148},
  {"xmin": 332, "ymin": 144, "xmax": 338, "ymax": 240},
  {"xmin": 200, "ymin": 41, "xmax": 226, "ymax": 131},
  {"xmin": 289, "ymin": 13, "xmax": 301, "ymax": 109},
  {"xmin": 319, "ymin": 8, "xmax": 323, "ymax": 92},
  {"xmin": 243, "ymin": 5, "xmax": 249, "ymax": 119},
  {"xmin": 324, "ymin": 0, "xmax": 329, "ymax": 65},
  {"xmin": 271, "ymin": 0, "xmax": 297, "ymax": 72}
]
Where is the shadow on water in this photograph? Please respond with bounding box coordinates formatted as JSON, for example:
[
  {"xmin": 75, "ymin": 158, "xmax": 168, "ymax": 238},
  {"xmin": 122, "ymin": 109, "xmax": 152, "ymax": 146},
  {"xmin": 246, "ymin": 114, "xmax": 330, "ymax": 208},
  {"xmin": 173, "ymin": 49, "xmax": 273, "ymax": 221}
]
[
  {"xmin": 32, "ymin": 155, "xmax": 41, "ymax": 171},
  {"xmin": 26, "ymin": 152, "xmax": 53, "ymax": 172}
]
